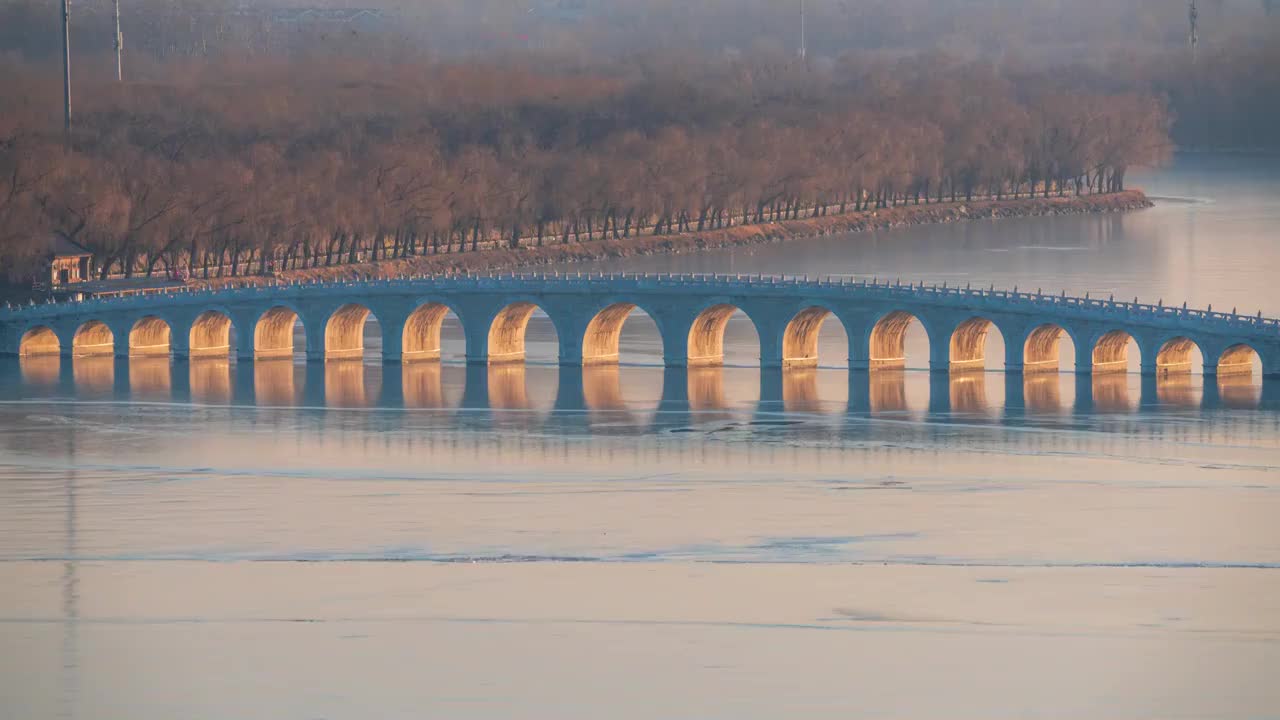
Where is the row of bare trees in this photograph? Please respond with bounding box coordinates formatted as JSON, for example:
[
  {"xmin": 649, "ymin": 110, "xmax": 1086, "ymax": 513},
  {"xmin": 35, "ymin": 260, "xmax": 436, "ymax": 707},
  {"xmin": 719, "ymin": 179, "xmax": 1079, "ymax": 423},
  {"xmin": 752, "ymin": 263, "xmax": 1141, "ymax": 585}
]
[{"xmin": 2, "ymin": 50, "xmax": 1170, "ymax": 282}]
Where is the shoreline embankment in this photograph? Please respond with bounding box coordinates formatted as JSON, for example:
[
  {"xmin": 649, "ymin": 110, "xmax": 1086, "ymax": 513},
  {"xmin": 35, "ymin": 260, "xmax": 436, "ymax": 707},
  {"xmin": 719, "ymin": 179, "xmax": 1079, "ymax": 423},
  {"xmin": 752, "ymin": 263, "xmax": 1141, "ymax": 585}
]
[{"xmin": 197, "ymin": 190, "xmax": 1152, "ymax": 288}]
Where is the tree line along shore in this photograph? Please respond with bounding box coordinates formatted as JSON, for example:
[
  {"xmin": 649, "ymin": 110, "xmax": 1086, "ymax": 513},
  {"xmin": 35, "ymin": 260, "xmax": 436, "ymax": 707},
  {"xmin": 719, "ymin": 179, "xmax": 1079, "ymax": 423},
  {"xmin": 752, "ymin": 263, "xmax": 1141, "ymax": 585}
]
[
  {"xmin": 189, "ymin": 191, "xmax": 1152, "ymax": 288},
  {"xmin": 2, "ymin": 51, "xmax": 1169, "ymax": 286}
]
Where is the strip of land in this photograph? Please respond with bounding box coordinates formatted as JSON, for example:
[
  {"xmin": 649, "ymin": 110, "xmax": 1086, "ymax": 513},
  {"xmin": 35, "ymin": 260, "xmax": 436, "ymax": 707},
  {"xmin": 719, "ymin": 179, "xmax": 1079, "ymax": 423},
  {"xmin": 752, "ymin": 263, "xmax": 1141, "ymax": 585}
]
[{"xmin": 193, "ymin": 191, "xmax": 1151, "ymax": 288}]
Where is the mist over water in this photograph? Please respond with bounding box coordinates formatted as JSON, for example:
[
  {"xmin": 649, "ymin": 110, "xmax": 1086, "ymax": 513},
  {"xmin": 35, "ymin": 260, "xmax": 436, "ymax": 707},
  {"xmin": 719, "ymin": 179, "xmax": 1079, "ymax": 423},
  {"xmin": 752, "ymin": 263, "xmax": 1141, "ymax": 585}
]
[{"xmin": 2, "ymin": 154, "xmax": 1279, "ymax": 719}]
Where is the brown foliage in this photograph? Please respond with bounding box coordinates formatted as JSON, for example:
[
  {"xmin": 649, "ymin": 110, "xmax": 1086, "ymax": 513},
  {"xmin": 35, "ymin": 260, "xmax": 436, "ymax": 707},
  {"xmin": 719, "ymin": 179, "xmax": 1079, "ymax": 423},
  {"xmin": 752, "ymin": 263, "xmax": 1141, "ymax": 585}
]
[{"xmin": 0, "ymin": 43, "xmax": 1173, "ymax": 282}]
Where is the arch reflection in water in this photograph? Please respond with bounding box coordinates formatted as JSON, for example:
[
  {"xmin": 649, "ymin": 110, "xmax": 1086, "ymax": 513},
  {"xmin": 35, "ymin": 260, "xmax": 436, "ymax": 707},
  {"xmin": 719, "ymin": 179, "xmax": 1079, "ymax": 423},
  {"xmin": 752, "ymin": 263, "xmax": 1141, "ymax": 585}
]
[
  {"xmin": 325, "ymin": 361, "xmax": 381, "ymax": 408},
  {"xmin": 129, "ymin": 357, "xmax": 172, "ymax": 399},
  {"xmin": 1023, "ymin": 373, "xmax": 1069, "ymax": 413},
  {"xmin": 582, "ymin": 364, "xmax": 627, "ymax": 410},
  {"xmin": 782, "ymin": 368, "xmax": 822, "ymax": 412},
  {"xmin": 1217, "ymin": 372, "xmax": 1262, "ymax": 409},
  {"xmin": 254, "ymin": 360, "xmax": 301, "ymax": 406},
  {"xmin": 948, "ymin": 371, "xmax": 988, "ymax": 413},
  {"xmin": 18, "ymin": 354, "xmax": 60, "ymax": 387},
  {"xmin": 487, "ymin": 363, "xmax": 531, "ymax": 409},
  {"xmin": 190, "ymin": 359, "xmax": 233, "ymax": 404},
  {"xmin": 1155, "ymin": 373, "xmax": 1202, "ymax": 408},
  {"xmin": 72, "ymin": 356, "xmax": 115, "ymax": 395},
  {"xmin": 867, "ymin": 370, "xmax": 911, "ymax": 414},
  {"xmin": 1092, "ymin": 373, "xmax": 1138, "ymax": 413},
  {"xmin": 685, "ymin": 366, "xmax": 729, "ymax": 410},
  {"xmin": 402, "ymin": 361, "xmax": 452, "ymax": 409}
]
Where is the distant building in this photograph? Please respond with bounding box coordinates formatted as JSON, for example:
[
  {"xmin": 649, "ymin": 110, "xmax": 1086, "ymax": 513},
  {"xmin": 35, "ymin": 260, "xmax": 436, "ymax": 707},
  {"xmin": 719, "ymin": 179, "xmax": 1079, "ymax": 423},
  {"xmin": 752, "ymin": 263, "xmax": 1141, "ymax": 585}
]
[
  {"xmin": 230, "ymin": 6, "xmax": 386, "ymax": 27},
  {"xmin": 47, "ymin": 236, "xmax": 94, "ymax": 288}
]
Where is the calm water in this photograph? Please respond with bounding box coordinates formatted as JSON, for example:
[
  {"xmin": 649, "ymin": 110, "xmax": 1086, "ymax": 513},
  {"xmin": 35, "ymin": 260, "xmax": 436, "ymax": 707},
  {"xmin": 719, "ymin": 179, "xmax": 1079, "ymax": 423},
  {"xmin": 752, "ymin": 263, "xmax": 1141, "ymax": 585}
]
[{"xmin": 2, "ymin": 153, "xmax": 1279, "ymax": 719}]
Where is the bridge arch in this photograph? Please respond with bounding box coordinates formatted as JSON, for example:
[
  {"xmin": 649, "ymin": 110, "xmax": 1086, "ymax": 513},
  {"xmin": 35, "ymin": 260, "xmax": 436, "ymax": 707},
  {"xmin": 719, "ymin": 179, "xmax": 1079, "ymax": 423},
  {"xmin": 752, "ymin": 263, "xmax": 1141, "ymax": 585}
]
[
  {"xmin": 189, "ymin": 310, "xmax": 235, "ymax": 358},
  {"xmin": 687, "ymin": 303, "xmax": 760, "ymax": 367},
  {"xmin": 949, "ymin": 316, "xmax": 1006, "ymax": 371},
  {"xmin": 1217, "ymin": 343, "xmax": 1260, "ymax": 378},
  {"xmin": 582, "ymin": 301, "xmax": 664, "ymax": 365},
  {"xmin": 1155, "ymin": 336, "xmax": 1203, "ymax": 377},
  {"xmin": 18, "ymin": 326, "xmax": 60, "ymax": 357},
  {"xmin": 782, "ymin": 305, "xmax": 848, "ymax": 368},
  {"xmin": 403, "ymin": 301, "xmax": 465, "ymax": 362},
  {"xmin": 129, "ymin": 316, "xmax": 172, "ymax": 357},
  {"xmin": 254, "ymin": 305, "xmax": 305, "ymax": 360},
  {"xmin": 1091, "ymin": 329, "xmax": 1139, "ymax": 375},
  {"xmin": 1022, "ymin": 323, "xmax": 1078, "ymax": 374},
  {"xmin": 325, "ymin": 303, "xmax": 380, "ymax": 361},
  {"xmin": 487, "ymin": 301, "xmax": 561, "ymax": 364},
  {"xmin": 867, "ymin": 310, "xmax": 931, "ymax": 370},
  {"xmin": 72, "ymin": 320, "xmax": 115, "ymax": 357}
]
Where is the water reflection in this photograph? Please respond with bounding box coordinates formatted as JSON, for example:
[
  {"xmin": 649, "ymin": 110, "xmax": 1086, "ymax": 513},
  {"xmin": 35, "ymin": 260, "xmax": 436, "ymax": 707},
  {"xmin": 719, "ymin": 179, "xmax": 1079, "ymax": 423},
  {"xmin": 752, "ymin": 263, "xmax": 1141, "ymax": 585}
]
[
  {"xmin": 19, "ymin": 354, "xmax": 60, "ymax": 387},
  {"xmin": 324, "ymin": 360, "xmax": 380, "ymax": 408},
  {"xmin": 868, "ymin": 370, "xmax": 911, "ymax": 414},
  {"xmin": 1092, "ymin": 373, "xmax": 1137, "ymax": 413},
  {"xmin": 782, "ymin": 368, "xmax": 822, "ymax": 413},
  {"xmin": 1218, "ymin": 372, "xmax": 1263, "ymax": 409},
  {"xmin": 1023, "ymin": 373, "xmax": 1064, "ymax": 413},
  {"xmin": 129, "ymin": 358, "xmax": 172, "ymax": 400},
  {"xmin": 1, "ymin": 356, "xmax": 1273, "ymax": 418},
  {"xmin": 402, "ymin": 361, "xmax": 448, "ymax": 408},
  {"xmin": 487, "ymin": 363, "xmax": 531, "ymax": 410},
  {"xmin": 190, "ymin": 359, "xmax": 233, "ymax": 404},
  {"xmin": 686, "ymin": 367, "xmax": 727, "ymax": 411},
  {"xmin": 254, "ymin": 360, "xmax": 300, "ymax": 406},
  {"xmin": 72, "ymin": 356, "xmax": 115, "ymax": 397},
  {"xmin": 583, "ymin": 364, "xmax": 627, "ymax": 410},
  {"xmin": 948, "ymin": 371, "xmax": 988, "ymax": 413},
  {"xmin": 1154, "ymin": 374, "xmax": 1201, "ymax": 409}
]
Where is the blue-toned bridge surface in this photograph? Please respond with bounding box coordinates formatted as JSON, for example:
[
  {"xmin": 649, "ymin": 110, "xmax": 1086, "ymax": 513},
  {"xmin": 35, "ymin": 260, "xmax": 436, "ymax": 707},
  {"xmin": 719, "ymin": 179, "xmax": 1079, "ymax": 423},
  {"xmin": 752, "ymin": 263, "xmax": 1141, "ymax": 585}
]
[{"xmin": 3, "ymin": 273, "xmax": 1278, "ymax": 377}]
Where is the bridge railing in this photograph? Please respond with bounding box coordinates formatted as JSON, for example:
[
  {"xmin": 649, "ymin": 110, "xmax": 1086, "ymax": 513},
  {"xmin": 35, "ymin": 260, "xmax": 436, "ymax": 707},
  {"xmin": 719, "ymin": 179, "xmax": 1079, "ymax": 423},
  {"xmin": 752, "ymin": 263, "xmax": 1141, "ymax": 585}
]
[{"xmin": 3, "ymin": 272, "xmax": 1278, "ymax": 334}]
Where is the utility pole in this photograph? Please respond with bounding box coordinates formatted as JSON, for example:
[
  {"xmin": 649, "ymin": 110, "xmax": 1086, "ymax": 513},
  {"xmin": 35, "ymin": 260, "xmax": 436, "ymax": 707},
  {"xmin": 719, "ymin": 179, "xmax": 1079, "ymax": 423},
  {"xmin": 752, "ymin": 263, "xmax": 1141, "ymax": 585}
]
[
  {"xmin": 61, "ymin": 0, "xmax": 72, "ymax": 140},
  {"xmin": 1188, "ymin": 0, "xmax": 1199, "ymax": 64},
  {"xmin": 114, "ymin": 0, "xmax": 123, "ymax": 82},
  {"xmin": 799, "ymin": 0, "xmax": 807, "ymax": 62}
]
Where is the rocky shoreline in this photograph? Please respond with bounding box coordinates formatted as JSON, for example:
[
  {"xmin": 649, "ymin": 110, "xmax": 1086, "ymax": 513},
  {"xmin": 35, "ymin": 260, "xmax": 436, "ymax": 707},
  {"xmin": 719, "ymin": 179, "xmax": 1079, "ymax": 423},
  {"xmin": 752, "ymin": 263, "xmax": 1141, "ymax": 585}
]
[{"xmin": 199, "ymin": 190, "xmax": 1152, "ymax": 287}]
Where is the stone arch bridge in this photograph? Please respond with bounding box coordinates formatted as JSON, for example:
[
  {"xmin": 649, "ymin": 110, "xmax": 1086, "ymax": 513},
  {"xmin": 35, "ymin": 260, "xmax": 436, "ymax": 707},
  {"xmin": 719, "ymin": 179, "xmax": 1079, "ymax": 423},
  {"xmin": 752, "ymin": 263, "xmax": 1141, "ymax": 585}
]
[{"xmin": 4, "ymin": 273, "xmax": 1278, "ymax": 379}]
